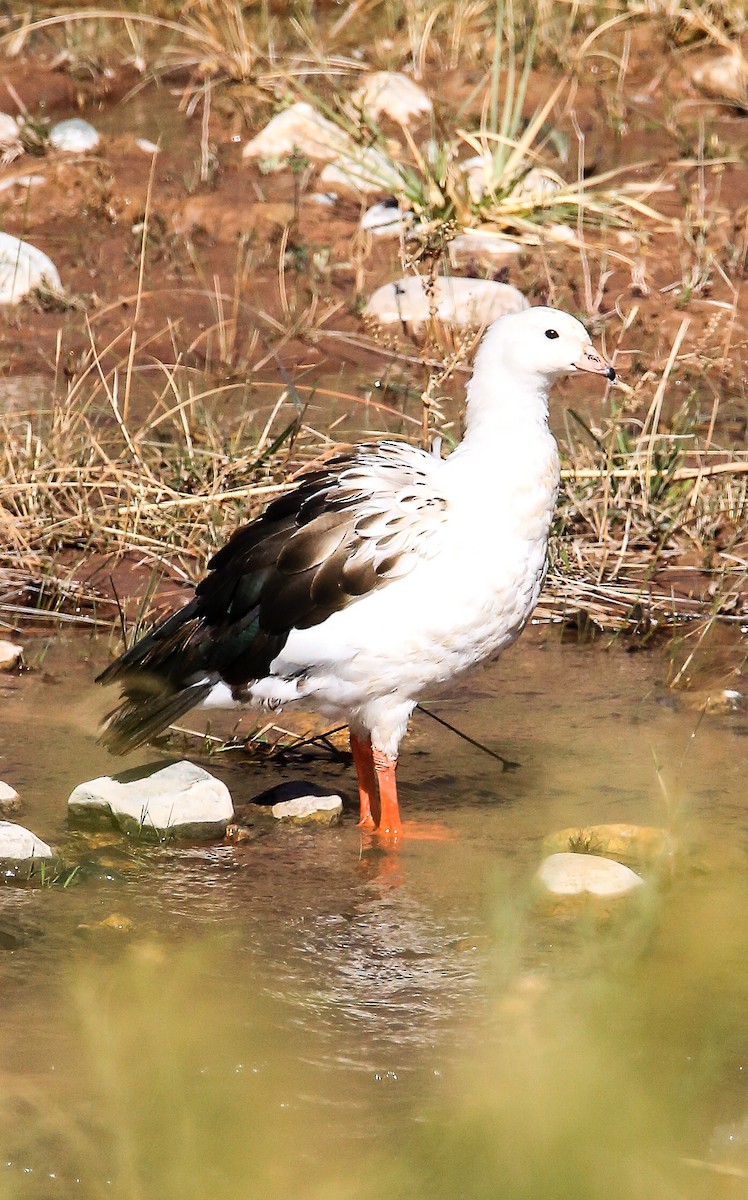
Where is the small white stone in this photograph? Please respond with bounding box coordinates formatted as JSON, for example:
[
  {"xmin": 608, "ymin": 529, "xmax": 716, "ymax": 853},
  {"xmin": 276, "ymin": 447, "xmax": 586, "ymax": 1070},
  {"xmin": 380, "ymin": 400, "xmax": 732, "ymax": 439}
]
[
  {"xmin": 0, "ymin": 112, "xmax": 20, "ymax": 147},
  {"xmin": 364, "ymin": 275, "xmax": 528, "ymax": 332},
  {"xmin": 460, "ymin": 157, "xmax": 565, "ymax": 206},
  {"xmin": 0, "ymin": 782, "xmax": 19, "ymax": 803},
  {"xmin": 318, "ymin": 146, "xmax": 403, "ymax": 195},
  {"xmin": 690, "ymin": 52, "xmax": 748, "ymax": 105},
  {"xmin": 536, "ymin": 852, "xmax": 644, "ymax": 898},
  {"xmin": 0, "ymin": 821, "xmax": 53, "ymax": 863},
  {"xmin": 0, "ymin": 640, "xmax": 23, "ymax": 670},
  {"xmin": 68, "ymin": 760, "xmax": 234, "ymax": 840},
  {"xmin": 271, "ymin": 794, "xmax": 343, "ymax": 824},
  {"xmin": 307, "ymin": 191, "xmax": 337, "ymax": 207},
  {"xmin": 49, "ymin": 118, "xmax": 101, "ymax": 152},
  {"xmin": 0, "ymin": 112, "xmax": 22, "ymax": 162},
  {"xmin": 243, "ymin": 101, "xmax": 402, "ymax": 194},
  {"xmin": 134, "ymin": 137, "xmax": 160, "ymax": 155},
  {"xmin": 509, "ymin": 167, "xmax": 564, "ymax": 204},
  {"xmin": 0, "ymin": 234, "xmax": 62, "ymax": 305},
  {"xmin": 243, "ymin": 101, "xmax": 350, "ymax": 164},
  {"xmin": 361, "ymin": 200, "xmax": 412, "ymax": 236},
  {"xmin": 544, "ymin": 223, "xmax": 577, "ymax": 244},
  {"xmin": 349, "ymin": 71, "xmax": 432, "ymax": 124},
  {"xmin": 0, "ymin": 174, "xmax": 45, "ymax": 194},
  {"xmin": 448, "ymin": 230, "xmax": 523, "ymax": 269},
  {"xmin": 460, "ymin": 153, "xmax": 495, "ymax": 202}
]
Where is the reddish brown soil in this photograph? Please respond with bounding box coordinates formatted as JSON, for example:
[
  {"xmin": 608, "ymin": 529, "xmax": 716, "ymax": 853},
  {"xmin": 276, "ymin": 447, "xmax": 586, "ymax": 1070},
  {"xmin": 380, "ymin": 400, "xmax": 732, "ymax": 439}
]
[{"xmin": 1, "ymin": 32, "xmax": 747, "ymax": 385}]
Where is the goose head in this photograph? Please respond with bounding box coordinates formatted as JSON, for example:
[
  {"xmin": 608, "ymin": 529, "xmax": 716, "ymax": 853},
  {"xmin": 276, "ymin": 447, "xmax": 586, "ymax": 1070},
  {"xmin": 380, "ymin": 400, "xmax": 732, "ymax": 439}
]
[{"xmin": 475, "ymin": 305, "xmax": 615, "ymax": 388}]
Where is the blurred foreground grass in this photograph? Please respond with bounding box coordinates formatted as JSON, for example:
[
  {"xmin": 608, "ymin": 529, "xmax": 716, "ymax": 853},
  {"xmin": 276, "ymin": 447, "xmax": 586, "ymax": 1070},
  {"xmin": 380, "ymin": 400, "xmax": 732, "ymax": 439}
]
[{"xmin": 2, "ymin": 864, "xmax": 748, "ymax": 1200}]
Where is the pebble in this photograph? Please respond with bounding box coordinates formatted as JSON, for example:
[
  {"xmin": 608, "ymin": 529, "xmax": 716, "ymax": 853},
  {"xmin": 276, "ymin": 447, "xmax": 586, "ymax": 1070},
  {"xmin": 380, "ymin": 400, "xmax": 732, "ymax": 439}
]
[
  {"xmin": 460, "ymin": 154, "xmax": 495, "ymax": 202},
  {"xmin": 134, "ymin": 137, "xmax": 160, "ymax": 155},
  {"xmin": 0, "ymin": 782, "xmax": 21, "ymax": 817},
  {"xmin": 448, "ymin": 229, "xmax": 523, "ymax": 269},
  {"xmin": 307, "ymin": 191, "xmax": 337, "ymax": 207},
  {"xmin": 243, "ymin": 102, "xmax": 402, "ymax": 194},
  {"xmin": 460, "ymin": 156, "xmax": 564, "ymax": 206},
  {"xmin": 0, "ymin": 112, "xmax": 22, "ymax": 159},
  {"xmin": 67, "ymin": 760, "xmax": 234, "ymax": 841},
  {"xmin": 509, "ymin": 166, "xmax": 564, "ymax": 204},
  {"xmin": 0, "ymin": 234, "xmax": 62, "ymax": 305},
  {"xmin": 361, "ymin": 199, "xmax": 413, "ymax": 237},
  {"xmin": 49, "ymin": 118, "xmax": 101, "ymax": 152},
  {"xmin": 689, "ymin": 52, "xmax": 748, "ymax": 107},
  {"xmin": 543, "ymin": 824, "xmax": 674, "ymax": 869},
  {"xmin": 0, "ymin": 174, "xmax": 45, "ymax": 194},
  {"xmin": 0, "ymin": 112, "xmax": 20, "ymax": 146},
  {"xmin": 364, "ymin": 275, "xmax": 528, "ymax": 332},
  {"xmin": 272, "ymin": 794, "xmax": 343, "ymax": 826},
  {"xmin": 243, "ymin": 101, "xmax": 351, "ymax": 164},
  {"xmin": 536, "ymin": 852, "xmax": 644, "ymax": 898},
  {"xmin": 0, "ymin": 821, "xmax": 54, "ymax": 866},
  {"xmin": 0, "ymin": 640, "xmax": 23, "ymax": 670},
  {"xmin": 349, "ymin": 71, "xmax": 432, "ymax": 124},
  {"xmin": 544, "ymin": 223, "xmax": 577, "ymax": 244},
  {"xmin": 318, "ymin": 147, "xmax": 403, "ymax": 195}
]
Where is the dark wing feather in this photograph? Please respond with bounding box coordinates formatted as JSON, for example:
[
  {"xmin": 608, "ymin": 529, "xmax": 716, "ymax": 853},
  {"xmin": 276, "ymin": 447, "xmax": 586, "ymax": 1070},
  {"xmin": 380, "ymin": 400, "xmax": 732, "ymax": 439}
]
[{"xmin": 97, "ymin": 441, "xmax": 447, "ymax": 752}]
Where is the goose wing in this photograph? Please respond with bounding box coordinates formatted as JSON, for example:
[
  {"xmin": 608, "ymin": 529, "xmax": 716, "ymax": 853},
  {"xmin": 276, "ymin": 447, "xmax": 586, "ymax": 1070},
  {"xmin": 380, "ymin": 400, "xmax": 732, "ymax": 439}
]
[{"xmin": 99, "ymin": 440, "xmax": 449, "ymax": 695}]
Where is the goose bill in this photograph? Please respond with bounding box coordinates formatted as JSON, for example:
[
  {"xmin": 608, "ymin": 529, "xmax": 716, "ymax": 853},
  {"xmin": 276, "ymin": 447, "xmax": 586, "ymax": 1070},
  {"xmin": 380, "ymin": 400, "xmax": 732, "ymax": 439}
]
[{"xmin": 573, "ymin": 345, "xmax": 615, "ymax": 381}]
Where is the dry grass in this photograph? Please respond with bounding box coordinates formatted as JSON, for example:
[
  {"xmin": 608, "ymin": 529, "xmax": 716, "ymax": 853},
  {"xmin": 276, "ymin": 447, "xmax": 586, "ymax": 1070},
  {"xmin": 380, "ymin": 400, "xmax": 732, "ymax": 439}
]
[
  {"xmin": 1, "ymin": 0, "xmax": 747, "ymax": 633},
  {"xmin": 1, "ymin": 307, "xmax": 746, "ymax": 634}
]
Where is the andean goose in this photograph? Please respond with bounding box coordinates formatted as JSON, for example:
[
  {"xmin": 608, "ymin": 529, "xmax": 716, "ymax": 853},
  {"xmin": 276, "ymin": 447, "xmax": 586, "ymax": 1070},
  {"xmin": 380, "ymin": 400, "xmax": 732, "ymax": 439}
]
[{"xmin": 97, "ymin": 306, "xmax": 614, "ymax": 839}]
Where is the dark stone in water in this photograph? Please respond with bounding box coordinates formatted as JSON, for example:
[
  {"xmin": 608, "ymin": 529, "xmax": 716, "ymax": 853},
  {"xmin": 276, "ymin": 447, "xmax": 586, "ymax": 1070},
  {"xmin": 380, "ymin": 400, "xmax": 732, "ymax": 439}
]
[{"xmin": 248, "ymin": 780, "xmax": 346, "ymax": 808}]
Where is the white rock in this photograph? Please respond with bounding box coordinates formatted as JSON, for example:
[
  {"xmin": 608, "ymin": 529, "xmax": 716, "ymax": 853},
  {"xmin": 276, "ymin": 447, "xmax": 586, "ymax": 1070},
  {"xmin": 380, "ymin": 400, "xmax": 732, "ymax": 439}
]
[
  {"xmin": 271, "ymin": 794, "xmax": 343, "ymax": 825},
  {"xmin": 361, "ymin": 199, "xmax": 413, "ymax": 237},
  {"xmin": 544, "ymin": 223, "xmax": 576, "ymax": 244},
  {"xmin": 349, "ymin": 71, "xmax": 432, "ymax": 124},
  {"xmin": 0, "ymin": 234, "xmax": 62, "ymax": 305},
  {"xmin": 460, "ymin": 154, "xmax": 496, "ymax": 202},
  {"xmin": 0, "ymin": 639, "xmax": 23, "ymax": 670},
  {"xmin": 49, "ymin": 118, "xmax": 101, "ymax": 152},
  {"xmin": 448, "ymin": 230, "xmax": 523, "ymax": 269},
  {"xmin": 536, "ymin": 852, "xmax": 644, "ymax": 898},
  {"xmin": 690, "ymin": 52, "xmax": 748, "ymax": 105},
  {"xmin": 0, "ymin": 112, "xmax": 20, "ymax": 147},
  {"xmin": 0, "ymin": 174, "xmax": 45, "ymax": 194},
  {"xmin": 243, "ymin": 101, "xmax": 352, "ymax": 164},
  {"xmin": 0, "ymin": 112, "xmax": 22, "ymax": 162},
  {"xmin": 364, "ymin": 275, "xmax": 528, "ymax": 332},
  {"xmin": 134, "ymin": 137, "xmax": 160, "ymax": 155},
  {"xmin": 318, "ymin": 145, "xmax": 403, "ymax": 195},
  {"xmin": 460, "ymin": 156, "xmax": 564, "ymax": 206},
  {"xmin": 68, "ymin": 760, "xmax": 234, "ymax": 840},
  {"xmin": 243, "ymin": 102, "xmax": 402, "ymax": 194},
  {"xmin": 0, "ymin": 821, "xmax": 53, "ymax": 863},
  {"xmin": 509, "ymin": 167, "xmax": 564, "ymax": 204},
  {"xmin": 307, "ymin": 191, "xmax": 337, "ymax": 206}
]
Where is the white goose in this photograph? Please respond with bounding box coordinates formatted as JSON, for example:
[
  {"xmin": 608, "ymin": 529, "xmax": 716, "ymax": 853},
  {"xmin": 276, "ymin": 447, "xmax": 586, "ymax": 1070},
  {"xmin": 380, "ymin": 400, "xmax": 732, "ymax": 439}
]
[{"xmin": 98, "ymin": 307, "xmax": 614, "ymax": 839}]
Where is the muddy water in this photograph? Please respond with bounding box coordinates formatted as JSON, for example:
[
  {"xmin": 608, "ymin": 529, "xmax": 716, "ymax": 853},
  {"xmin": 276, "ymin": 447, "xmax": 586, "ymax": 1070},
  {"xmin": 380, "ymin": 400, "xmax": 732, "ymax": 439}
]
[{"xmin": 1, "ymin": 626, "xmax": 747, "ymax": 1198}]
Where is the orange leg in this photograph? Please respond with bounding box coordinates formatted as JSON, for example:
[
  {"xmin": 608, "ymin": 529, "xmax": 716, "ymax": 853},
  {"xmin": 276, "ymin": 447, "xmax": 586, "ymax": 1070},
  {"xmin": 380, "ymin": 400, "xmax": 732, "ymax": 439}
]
[
  {"xmin": 350, "ymin": 733, "xmax": 377, "ymax": 830},
  {"xmin": 372, "ymin": 746, "xmax": 402, "ymax": 840},
  {"xmin": 356, "ymin": 739, "xmax": 455, "ymax": 846}
]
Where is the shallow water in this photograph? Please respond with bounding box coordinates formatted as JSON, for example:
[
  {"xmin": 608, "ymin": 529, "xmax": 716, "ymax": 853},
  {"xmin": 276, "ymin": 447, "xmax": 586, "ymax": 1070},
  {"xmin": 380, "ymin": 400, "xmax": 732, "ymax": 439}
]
[{"xmin": 1, "ymin": 625, "xmax": 748, "ymax": 1198}]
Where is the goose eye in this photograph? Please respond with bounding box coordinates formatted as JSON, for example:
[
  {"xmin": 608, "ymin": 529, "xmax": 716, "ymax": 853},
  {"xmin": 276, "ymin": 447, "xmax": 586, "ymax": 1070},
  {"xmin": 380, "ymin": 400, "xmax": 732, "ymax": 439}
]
[{"xmin": 545, "ymin": 329, "xmax": 559, "ymax": 340}]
